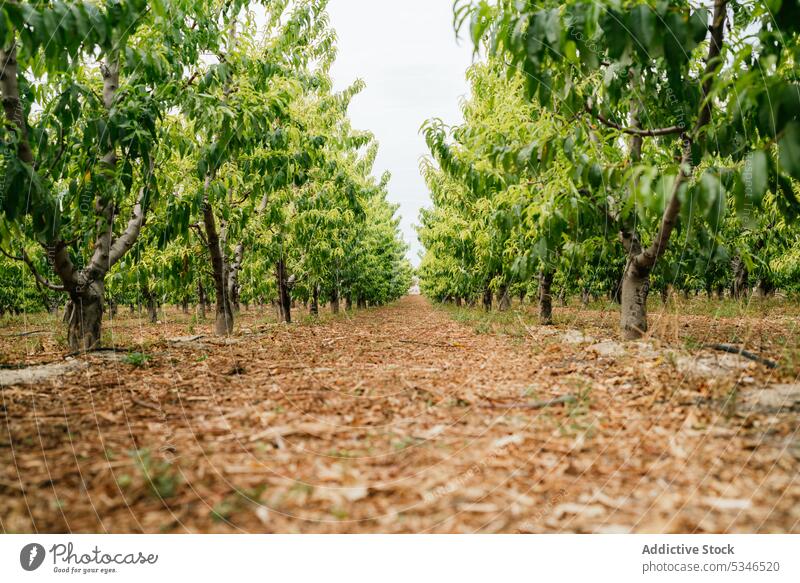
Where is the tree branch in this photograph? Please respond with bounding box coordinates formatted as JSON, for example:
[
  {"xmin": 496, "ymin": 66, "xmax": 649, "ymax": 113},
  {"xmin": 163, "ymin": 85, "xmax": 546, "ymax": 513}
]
[
  {"xmin": 86, "ymin": 55, "xmax": 120, "ymax": 280},
  {"xmin": 0, "ymin": 42, "xmax": 35, "ymax": 165},
  {"xmin": 584, "ymin": 101, "xmax": 684, "ymax": 137},
  {"xmin": 0, "ymin": 246, "xmax": 65, "ymax": 292},
  {"xmin": 108, "ymin": 182, "xmax": 149, "ymax": 268},
  {"xmin": 190, "ymin": 222, "xmax": 209, "ymax": 247},
  {"xmin": 636, "ymin": 0, "xmax": 728, "ymax": 269}
]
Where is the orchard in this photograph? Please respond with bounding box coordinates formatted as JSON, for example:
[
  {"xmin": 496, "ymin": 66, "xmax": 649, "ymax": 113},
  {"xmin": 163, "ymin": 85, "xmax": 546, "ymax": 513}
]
[
  {"xmin": 421, "ymin": 0, "xmax": 800, "ymax": 337},
  {"xmin": 0, "ymin": 0, "xmax": 411, "ymax": 348},
  {"xmin": 0, "ymin": 0, "xmax": 798, "ymax": 536}
]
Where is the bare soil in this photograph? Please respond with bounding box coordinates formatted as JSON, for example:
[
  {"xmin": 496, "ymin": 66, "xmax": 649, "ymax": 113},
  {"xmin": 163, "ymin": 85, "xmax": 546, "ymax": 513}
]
[{"xmin": 1, "ymin": 296, "xmax": 798, "ymax": 533}]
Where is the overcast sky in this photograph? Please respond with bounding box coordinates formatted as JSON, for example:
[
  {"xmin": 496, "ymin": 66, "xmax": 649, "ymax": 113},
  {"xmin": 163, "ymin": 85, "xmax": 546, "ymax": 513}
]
[{"xmin": 326, "ymin": 1, "xmax": 474, "ymax": 265}]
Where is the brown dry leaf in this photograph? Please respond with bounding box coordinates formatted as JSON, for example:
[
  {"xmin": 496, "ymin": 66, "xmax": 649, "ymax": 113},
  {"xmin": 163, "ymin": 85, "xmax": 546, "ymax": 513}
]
[{"xmin": 0, "ymin": 296, "xmax": 797, "ymax": 533}]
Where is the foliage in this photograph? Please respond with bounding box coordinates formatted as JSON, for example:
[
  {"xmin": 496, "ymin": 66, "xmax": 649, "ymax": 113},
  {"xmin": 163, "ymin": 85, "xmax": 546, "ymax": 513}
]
[
  {"xmin": 0, "ymin": 0, "xmax": 410, "ymax": 344},
  {"xmin": 420, "ymin": 1, "xmax": 800, "ymax": 329}
]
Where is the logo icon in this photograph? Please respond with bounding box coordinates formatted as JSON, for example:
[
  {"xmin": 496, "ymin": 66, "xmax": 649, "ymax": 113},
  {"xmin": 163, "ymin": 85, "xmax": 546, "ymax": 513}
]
[{"xmin": 20, "ymin": 543, "xmax": 46, "ymax": 571}]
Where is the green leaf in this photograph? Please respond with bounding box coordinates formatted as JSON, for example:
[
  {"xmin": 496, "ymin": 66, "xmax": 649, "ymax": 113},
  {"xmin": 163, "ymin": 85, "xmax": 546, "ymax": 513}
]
[
  {"xmin": 628, "ymin": 5, "xmax": 656, "ymax": 55},
  {"xmin": 744, "ymin": 150, "xmax": 769, "ymax": 202},
  {"xmin": 689, "ymin": 9, "xmax": 709, "ymax": 46},
  {"xmin": 778, "ymin": 121, "xmax": 800, "ymax": 181}
]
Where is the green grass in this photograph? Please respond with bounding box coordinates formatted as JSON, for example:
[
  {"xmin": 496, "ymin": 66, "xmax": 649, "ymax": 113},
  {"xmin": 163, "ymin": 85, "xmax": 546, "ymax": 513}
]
[{"xmin": 123, "ymin": 351, "xmax": 150, "ymax": 367}]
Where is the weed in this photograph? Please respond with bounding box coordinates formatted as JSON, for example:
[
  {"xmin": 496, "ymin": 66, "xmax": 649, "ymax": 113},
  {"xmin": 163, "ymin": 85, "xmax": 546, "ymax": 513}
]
[
  {"xmin": 474, "ymin": 321, "xmax": 492, "ymax": 335},
  {"xmin": 124, "ymin": 352, "xmax": 150, "ymax": 367},
  {"xmin": 330, "ymin": 507, "xmax": 348, "ymax": 520},
  {"xmin": 210, "ymin": 486, "xmax": 266, "ymax": 522},
  {"xmin": 131, "ymin": 449, "xmax": 180, "ymax": 499}
]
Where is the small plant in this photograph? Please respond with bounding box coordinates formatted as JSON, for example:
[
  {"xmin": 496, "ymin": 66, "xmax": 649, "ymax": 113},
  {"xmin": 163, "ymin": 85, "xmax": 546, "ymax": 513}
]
[
  {"xmin": 211, "ymin": 485, "xmax": 267, "ymax": 522},
  {"xmin": 474, "ymin": 321, "xmax": 492, "ymax": 335},
  {"xmin": 116, "ymin": 474, "xmax": 133, "ymax": 489},
  {"xmin": 124, "ymin": 352, "xmax": 150, "ymax": 367},
  {"xmin": 131, "ymin": 449, "xmax": 180, "ymax": 499}
]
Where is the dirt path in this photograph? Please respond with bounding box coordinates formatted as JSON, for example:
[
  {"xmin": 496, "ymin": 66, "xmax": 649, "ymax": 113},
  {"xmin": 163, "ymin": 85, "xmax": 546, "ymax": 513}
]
[{"xmin": 1, "ymin": 296, "xmax": 798, "ymax": 533}]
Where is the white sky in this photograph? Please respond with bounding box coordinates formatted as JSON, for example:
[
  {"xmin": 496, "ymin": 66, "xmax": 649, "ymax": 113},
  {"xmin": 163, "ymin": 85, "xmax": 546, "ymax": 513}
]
[{"xmin": 326, "ymin": 0, "xmax": 474, "ymax": 265}]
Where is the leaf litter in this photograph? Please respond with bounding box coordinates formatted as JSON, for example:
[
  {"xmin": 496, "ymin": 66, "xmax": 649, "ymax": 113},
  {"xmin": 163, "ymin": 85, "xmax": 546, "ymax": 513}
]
[{"xmin": 0, "ymin": 296, "xmax": 798, "ymax": 533}]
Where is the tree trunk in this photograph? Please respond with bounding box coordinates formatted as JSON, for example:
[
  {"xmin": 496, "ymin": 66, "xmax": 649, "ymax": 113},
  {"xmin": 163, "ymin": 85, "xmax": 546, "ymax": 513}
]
[
  {"xmin": 618, "ymin": 0, "xmax": 727, "ymax": 339},
  {"xmin": 310, "ymin": 285, "xmax": 319, "ymax": 316},
  {"xmin": 756, "ymin": 277, "xmax": 774, "ymax": 297},
  {"xmin": 498, "ymin": 284, "xmax": 511, "ymax": 311},
  {"xmin": 455, "ymin": 297, "xmax": 462, "ymax": 307},
  {"xmin": 65, "ymin": 281, "xmax": 104, "ymax": 351},
  {"xmin": 539, "ymin": 269, "xmax": 554, "ymax": 325},
  {"xmin": 142, "ymin": 286, "xmax": 157, "ymax": 324},
  {"xmin": 345, "ymin": 295, "xmax": 353, "ymax": 310},
  {"xmin": 731, "ymin": 256, "xmax": 748, "ymax": 299},
  {"xmin": 181, "ymin": 297, "xmax": 189, "ymax": 314},
  {"xmin": 661, "ymin": 285, "xmax": 671, "ymax": 305},
  {"xmin": 557, "ymin": 288, "xmax": 566, "ymax": 307},
  {"xmin": 228, "ymin": 243, "xmax": 243, "ymax": 312},
  {"xmin": 203, "ymin": 199, "xmax": 234, "ymax": 335},
  {"xmin": 581, "ymin": 288, "xmax": 590, "ymax": 306},
  {"xmin": 276, "ymin": 258, "xmax": 291, "ymax": 323},
  {"xmin": 620, "ymin": 262, "xmax": 650, "ymax": 340},
  {"xmin": 482, "ymin": 287, "xmax": 492, "ymax": 312},
  {"xmin": 331, "ymin": 288, "xmax": 340, "ymax": 314},
  {"xmin": 357, "ymin": 296, "xmax": 367, "ymax": 309},
  {"xmin": 198, "ymin": 281, "xmax": 206, "ymax": 319}
]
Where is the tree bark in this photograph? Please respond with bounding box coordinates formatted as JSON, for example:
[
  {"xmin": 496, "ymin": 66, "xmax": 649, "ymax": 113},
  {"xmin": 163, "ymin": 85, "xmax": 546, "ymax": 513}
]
[
  {"xmin": 228, "ymin": 243, "xmax": 243, "ymax": 312},
  {"xmin": 731, "ymin": 256, "xmax": 749, "ymax": 299},
  {"xmin": 756, "ymin": 277, "xmax": 774, "ymax": 297},
  {"xmin": 0, "ymin": 43, "xmax": 34, "ymax": 165},
  {"xmin": 620, "ymin": 232, "xmax": 650, "ymax": 339},
  {"xmin": 203, "ymin": 198, "xmax": 234, "ymax": 335},
  {"xmin": 482, "ymin": 287, "xmax": 492, "ymax": 312},
  {"xmin": 498, "ymin": 284, "xmax": 511, "ymax": 311},
  {"xmin": 621, "ymin": 261, "xmax": 650, "ymax": 339},
  {"xmin": 66, "ymin": 281, "xmax": 104, "ymax": 351},
  {"xmin": 619, "ymin": 0, "xmax": 727, "ymax": 339},
  {"xmin": 557, "ymin": 288, "xmax": 566, "ymax": 307},
  {"xmin": 310, "ymin": 284, "xmax": 319, "ymax": 316},
  {"xmin": 661, "ymin": 284, "xmax": 672, "ymax": 305},
  {"xmin": 539, "ymin": 269, "xmax": 554, "ymax": 325},
  {"xmin": 345, "ymin": 295, "xmax": 353, "ymax": 310},
  {"xmin": 141, "ymin": 283, "xmax": 157, "ymax": 324},
  {"xmin": 276, "ymin": 258, "xmax": 291, "ymax": 323},
  {"xmin": 198, "ymin": 281, "xmax": 206, "ymax": 319},
  {"xmin": 330, "ymin": 287, "xmax": 340, "ymax": 314}
]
